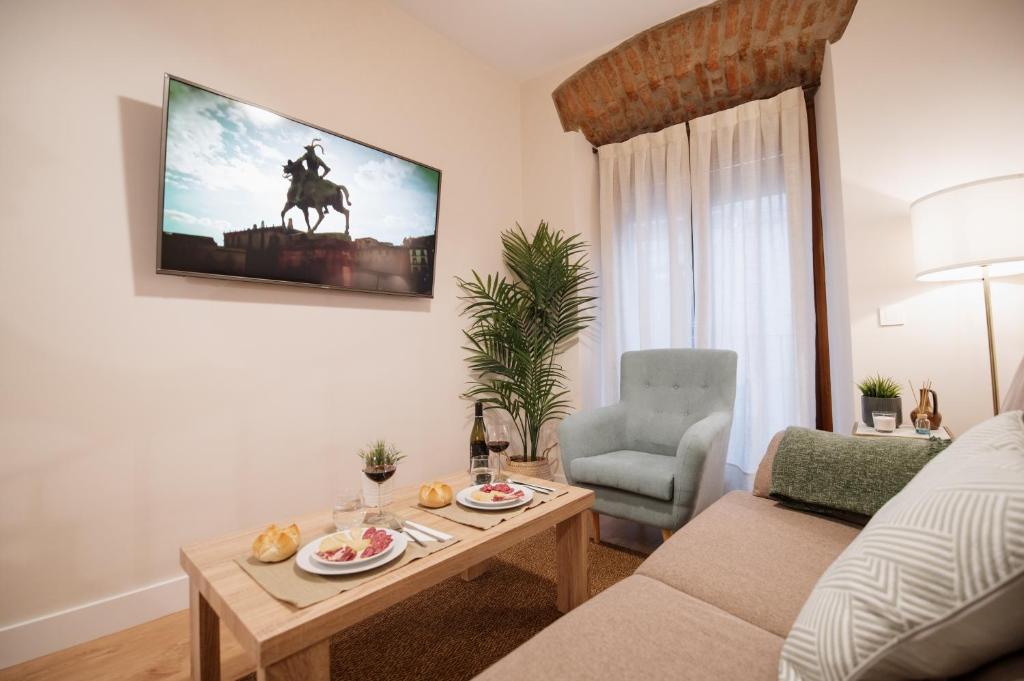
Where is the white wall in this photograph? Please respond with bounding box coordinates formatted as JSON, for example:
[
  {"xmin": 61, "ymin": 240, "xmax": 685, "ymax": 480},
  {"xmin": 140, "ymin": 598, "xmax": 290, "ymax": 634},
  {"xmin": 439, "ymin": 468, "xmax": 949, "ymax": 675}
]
[
  {"xmin": 0, "ymin": 0, "xmax": 521, "ymax": 663},
  {"xmin": 823, "ymin": 0, "xmax": 1024, "ymax": 430},
  {"xmin": 813, "ymin": 46, "xmax": 855, "ymax": 431},
  {"xmin": 520, "ymin": 56, "xmax": 602, "ymax": 420}
]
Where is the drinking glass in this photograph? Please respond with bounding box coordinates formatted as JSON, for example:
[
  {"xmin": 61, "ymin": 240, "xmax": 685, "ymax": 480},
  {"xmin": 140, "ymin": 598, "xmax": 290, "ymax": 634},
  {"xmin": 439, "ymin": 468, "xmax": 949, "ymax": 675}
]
[
  {"xmin": 362, "ymin": 464, "xmax": 397, "ymax": 526},
  {"xmin": 486, "ymin": 422, "xmax": 511, "ymax": 482},
  {"xmin": 470, "ymin": 455, "xmax": 494, "ymax": 486},
  {"xmin": 332, "ymin": 488, "xmax": 364, "ymax": 532}
]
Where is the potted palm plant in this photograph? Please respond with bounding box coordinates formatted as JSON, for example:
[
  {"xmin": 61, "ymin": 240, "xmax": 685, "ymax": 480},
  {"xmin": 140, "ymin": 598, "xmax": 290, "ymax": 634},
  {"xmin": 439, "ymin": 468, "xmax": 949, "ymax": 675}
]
[
  {"xmin": 858, "ymin": 374, "xmax": 903, "ymax": 428},
  {"xmin": 457, "ymin": 222, "xmax": 596, "ymax": 480}
]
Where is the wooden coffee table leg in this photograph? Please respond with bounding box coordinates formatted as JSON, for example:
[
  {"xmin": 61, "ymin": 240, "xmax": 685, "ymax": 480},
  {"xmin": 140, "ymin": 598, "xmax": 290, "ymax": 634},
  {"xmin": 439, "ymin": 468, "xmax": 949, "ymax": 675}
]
[
  {"xmin": 189, "ymin": 580, "xmax": 220, "ymax": 681},
  {"xmin": 461, "ymin": 559, "xmax": 491, "ymax": 581},
  {"xmin": 555, "ymin": 509, "xmax": 590, "ymax": 613},
  {"xmin": 257, "ymin": 639, "xmax": 330, "ymax": 681}
]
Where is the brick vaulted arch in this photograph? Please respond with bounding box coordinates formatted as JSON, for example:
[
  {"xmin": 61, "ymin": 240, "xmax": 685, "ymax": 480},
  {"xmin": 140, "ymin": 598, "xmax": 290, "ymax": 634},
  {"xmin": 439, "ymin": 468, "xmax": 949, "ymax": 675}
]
[{"xmin": 553, "ymin": 0, "xmax": 858, "ymax": 146}]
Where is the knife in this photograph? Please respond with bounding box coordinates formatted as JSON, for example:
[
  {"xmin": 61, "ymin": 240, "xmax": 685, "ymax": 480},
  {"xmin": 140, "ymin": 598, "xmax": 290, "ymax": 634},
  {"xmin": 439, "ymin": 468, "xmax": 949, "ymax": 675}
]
[
  {"xmin": 509, "ymin": 479, "xmax": 555, "ymax": 494},
  {"xmin": 401, "ymin": 527, "xmax": 426, "ymax": 547},
  {"xmin": 403, "ymin": 519, "xmax": 452, "ymax": 541}
]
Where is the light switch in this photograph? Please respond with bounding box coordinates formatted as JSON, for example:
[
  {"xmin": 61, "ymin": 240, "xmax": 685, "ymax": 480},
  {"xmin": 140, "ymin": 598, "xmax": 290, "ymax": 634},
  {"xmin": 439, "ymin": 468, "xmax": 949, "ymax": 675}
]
[{"xmin": 878, "ymin": 305, "xmax": 905, "ymax": 327}]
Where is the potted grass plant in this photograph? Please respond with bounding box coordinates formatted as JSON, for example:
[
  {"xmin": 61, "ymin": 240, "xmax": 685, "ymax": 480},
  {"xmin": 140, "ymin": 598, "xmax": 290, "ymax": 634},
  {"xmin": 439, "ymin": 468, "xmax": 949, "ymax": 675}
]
[
  {"xmin": 357, "ymin": 440, "xmax": 404, "ymax": 520},
  {"xmin": 858, "ymin": 374, "xmax": 903, "ymax": 428},
  {"xmin": 457, "ymin": 221, "xmax": 596, "ymax": 480}
]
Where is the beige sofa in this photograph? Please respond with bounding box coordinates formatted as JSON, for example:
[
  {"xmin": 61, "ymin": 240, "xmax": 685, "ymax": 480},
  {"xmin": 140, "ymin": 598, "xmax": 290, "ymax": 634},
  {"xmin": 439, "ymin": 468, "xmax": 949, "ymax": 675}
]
[{"xmin": 475, "ymin": 445, "xmax": 1024, "ymax": 680}]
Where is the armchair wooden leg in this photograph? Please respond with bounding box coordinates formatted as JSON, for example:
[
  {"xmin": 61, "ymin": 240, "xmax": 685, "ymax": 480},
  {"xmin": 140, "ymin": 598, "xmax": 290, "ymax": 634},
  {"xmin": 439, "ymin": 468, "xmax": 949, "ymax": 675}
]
[
  {"xmin": 590, "ymin": 511, "xmax": 601, "ymax": 543},
  {"xmin": 661, "ymin": 528, "xmax": 673, "ymax": 542}
]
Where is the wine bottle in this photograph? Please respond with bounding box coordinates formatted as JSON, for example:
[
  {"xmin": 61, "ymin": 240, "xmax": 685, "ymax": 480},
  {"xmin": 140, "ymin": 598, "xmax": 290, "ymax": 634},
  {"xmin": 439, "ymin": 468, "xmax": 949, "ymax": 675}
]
[{"xmin": 470, "ymin": 400, "xmax": 488, "ymax": 462}]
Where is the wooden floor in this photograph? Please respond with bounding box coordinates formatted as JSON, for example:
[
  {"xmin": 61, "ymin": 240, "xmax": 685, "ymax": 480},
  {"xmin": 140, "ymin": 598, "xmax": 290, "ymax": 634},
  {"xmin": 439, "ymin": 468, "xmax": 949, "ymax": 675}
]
[
  {"xmin": 0, "ymin": 610, "xmax": 254, "ymax": 681},
  {"xmin": 0, "ymin": 516, "xmax": 661, "ymax": 681}
]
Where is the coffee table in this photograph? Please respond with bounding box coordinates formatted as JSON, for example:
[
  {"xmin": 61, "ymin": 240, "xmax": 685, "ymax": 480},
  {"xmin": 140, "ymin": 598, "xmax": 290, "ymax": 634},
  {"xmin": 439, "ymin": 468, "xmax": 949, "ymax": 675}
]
[{"xmin": 180, "ymin": 473, "xmax": 594, "ymax": 680}]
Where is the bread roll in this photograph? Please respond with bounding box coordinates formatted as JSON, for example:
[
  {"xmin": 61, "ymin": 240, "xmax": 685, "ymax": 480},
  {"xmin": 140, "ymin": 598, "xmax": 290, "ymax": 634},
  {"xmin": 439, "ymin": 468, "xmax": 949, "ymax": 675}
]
[
  {"xmin": 251, "ymin": 523, "xmax": 300, "ymax": 563},
  {"xmin": 418, "ymin": 481, "xmax": 453, "ymax": 508}
]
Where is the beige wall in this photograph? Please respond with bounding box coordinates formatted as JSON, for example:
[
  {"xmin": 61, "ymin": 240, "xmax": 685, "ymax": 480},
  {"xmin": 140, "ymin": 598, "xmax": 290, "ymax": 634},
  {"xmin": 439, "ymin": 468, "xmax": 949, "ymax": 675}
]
[
  {"xmin": 520, "ymin": 56, "xmax": 602, "ymax": 420},
  {"xmin": 0, "ymin": 0, "xmax": 521, "ymax": 629},
  {"xmin": 813, "ymin": 46, "xmax": 856, "ymax": 431},
  {"xmin": 824, "ymin": 0, "xmax": 1024, "ymax": 429}
]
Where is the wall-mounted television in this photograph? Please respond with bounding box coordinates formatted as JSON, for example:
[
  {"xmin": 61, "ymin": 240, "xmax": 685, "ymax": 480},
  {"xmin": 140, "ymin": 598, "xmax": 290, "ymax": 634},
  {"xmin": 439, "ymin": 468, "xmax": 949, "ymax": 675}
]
[{"xmin": 157, "ymin": 74, "xmax": 442, "ymax": 297}]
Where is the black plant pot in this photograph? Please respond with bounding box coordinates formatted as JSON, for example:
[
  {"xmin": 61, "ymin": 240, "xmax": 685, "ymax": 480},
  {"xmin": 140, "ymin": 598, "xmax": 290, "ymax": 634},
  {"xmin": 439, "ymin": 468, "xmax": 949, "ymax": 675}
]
[{"xmin": 861, "ymin": 396, "xmax": 903, "ymax": 428}]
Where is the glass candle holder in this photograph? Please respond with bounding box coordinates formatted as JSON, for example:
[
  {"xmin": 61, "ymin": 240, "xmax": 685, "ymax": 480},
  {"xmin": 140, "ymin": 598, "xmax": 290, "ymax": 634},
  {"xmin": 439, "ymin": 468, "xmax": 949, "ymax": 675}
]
[{"xmin": 872, "ymin": 411, "xmax": 897, "ymax": 433}]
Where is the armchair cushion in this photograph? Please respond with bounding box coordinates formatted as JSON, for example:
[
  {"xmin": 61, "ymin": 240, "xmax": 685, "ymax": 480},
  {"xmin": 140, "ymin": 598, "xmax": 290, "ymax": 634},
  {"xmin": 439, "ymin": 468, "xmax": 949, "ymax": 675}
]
[{"xmin": 570, "ymin": 450, "xmax": 675, "ymax": 501}]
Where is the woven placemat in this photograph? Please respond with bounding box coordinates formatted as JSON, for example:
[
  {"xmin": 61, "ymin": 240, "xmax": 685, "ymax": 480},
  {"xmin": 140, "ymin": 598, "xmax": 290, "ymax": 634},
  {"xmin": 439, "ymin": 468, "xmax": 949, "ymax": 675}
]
[
  {"xmin": 236, "ymin": 537, "xmax": 459, "ymax": 608},
  {"xmin": 420, "ymin": 488, "xmax": 568, "ymax": 530}
]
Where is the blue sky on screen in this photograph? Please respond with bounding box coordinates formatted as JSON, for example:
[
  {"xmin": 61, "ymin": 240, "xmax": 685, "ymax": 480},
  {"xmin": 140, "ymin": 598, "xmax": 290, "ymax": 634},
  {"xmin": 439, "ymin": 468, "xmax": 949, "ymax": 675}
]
[{"xmin": 162, "ymin": 79, "xmax": 440, "ymax": 246}]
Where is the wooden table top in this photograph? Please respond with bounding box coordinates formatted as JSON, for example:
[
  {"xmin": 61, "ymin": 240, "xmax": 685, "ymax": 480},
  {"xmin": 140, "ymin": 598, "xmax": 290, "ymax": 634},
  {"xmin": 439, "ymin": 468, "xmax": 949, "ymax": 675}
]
[{"xmin": 180, "ymin": 473, "xmax": 593, "ymax": 668}]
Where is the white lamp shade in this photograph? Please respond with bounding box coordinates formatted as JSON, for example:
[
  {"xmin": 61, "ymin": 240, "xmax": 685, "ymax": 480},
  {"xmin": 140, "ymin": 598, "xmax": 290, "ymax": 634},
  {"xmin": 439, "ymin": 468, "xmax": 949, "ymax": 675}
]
[{"xmin": 911, "ymin": 174, "xmax": 1024, "ymax": 282}]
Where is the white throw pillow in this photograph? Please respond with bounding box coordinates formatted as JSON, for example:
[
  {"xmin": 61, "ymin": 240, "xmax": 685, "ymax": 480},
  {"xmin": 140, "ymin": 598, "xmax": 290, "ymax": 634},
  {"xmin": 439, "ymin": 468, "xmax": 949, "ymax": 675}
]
[{"xmin": 779, "ymin": 411, "xmax": 1024, "ymax": 681}]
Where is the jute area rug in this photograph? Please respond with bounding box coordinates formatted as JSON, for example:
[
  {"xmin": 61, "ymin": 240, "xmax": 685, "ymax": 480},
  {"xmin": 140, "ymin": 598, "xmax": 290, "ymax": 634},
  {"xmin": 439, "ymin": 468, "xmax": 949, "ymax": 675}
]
[{"xmin": 240, "ymin": 528, "xmax": 645, "ymax": 681}]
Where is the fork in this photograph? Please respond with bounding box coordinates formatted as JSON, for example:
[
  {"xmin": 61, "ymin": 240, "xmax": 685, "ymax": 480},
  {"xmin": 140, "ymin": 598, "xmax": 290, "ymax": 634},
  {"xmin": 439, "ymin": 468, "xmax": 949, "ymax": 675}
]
[{"xmin": 388, "ymin": 518, "xmax": 425, "ymax": 546}]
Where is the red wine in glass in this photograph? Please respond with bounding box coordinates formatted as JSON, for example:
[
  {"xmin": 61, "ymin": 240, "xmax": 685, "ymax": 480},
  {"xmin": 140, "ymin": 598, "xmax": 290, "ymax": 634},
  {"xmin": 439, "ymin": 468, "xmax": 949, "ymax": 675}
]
[
  {"xmin": 363, "ymin": 464, "xmax": 396, "ymax": 525},
  {"xmin": 364, "ymin": 466, "xmax": 396, "ymax": 484},
  {"xmin": 485, "ymin": 423, "xmax": 511, "ymax": 482}
]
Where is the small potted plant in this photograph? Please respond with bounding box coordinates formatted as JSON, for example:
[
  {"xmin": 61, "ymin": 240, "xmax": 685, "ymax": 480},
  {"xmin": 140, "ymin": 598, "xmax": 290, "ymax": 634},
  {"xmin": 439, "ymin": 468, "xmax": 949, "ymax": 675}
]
[
  {"xmin": 857, "ymin": 374, "xmax": 903, "ymax": 428},
  {"xmin": 358, "ymin": 440, "xmax": 404, "ymax": 525}
]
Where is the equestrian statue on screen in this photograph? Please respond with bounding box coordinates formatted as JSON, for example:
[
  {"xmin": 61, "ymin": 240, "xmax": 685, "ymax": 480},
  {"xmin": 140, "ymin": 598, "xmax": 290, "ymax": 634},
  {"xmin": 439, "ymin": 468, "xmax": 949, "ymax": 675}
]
[{"xmin": 281, "ymin": 138, "xmax": 352, "ymax": 234}]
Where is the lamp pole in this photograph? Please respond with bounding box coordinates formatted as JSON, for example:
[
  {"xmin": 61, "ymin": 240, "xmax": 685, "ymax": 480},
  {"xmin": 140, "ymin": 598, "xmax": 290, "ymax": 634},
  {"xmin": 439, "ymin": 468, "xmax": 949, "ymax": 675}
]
[{"xmin": 981, "ymin": 265, "xmax": 1000, "ymax": 415}]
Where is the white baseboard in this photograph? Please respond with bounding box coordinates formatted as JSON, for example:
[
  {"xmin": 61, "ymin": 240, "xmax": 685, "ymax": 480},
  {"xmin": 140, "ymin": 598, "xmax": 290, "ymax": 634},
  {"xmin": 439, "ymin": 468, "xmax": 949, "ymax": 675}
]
[{"xmin": 0, "ymin": 574, "xmax": 188, "ymax": 670}]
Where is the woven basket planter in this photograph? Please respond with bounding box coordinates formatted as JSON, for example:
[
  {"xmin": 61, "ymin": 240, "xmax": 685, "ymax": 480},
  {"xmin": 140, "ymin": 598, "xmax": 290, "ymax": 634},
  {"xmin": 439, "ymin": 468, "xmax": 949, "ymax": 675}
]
[{"xmin": 503, "ymin": 456, "xmax": 556, "ymax": 481}]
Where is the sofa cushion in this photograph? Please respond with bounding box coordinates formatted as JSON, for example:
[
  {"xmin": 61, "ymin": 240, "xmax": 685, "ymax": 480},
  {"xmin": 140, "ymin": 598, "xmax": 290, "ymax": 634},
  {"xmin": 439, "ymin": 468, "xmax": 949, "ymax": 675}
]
[
  {"xmin": 637, "ymin": 491, "xmax": 860, "ymax": 637},
  {"xmin": 570, "ymin": 450, "xmax": 675, "ymax": 501},
  {"xmin": 956, "ymin": 649, "xmax": 1024, "ymax": 681},
  {"xmin": 472, "ymin": 574, "xmax": 783, "ymax": 681},
  {"xmin": 780, "ymin": 411, "xmax": 1024, "ymax": 681},
  {"xmin": 752, "ymin": 430, "xmax": 785, "ymax": 498}
]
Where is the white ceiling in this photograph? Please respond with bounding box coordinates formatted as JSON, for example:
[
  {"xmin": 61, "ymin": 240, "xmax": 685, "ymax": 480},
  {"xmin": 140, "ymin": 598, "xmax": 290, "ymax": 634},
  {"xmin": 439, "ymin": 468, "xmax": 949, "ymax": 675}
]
[{"xmin": 392, "ymin": 0, "xmax": 711, "ymax": 81}]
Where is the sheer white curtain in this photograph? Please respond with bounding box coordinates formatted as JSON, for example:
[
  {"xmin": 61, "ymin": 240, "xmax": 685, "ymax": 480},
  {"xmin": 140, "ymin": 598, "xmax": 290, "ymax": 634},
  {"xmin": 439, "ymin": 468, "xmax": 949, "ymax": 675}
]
[
  {"xmin": 597, "ymin": 122, "xmax": 692, "ymax": 404},
  {"xmin": 689, "ymin": 87, "xmax": 816, "ymax": 483},
  {"xmin": 596, "ymin": 87, "xmax": 815, "ymax": 488}
]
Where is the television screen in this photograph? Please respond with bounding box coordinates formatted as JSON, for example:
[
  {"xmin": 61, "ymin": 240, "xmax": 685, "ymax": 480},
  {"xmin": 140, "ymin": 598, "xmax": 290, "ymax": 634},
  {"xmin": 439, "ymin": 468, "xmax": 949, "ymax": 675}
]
[{"xmin": 157, "ymin": 75, "xmax": 441, "ymax": 297}]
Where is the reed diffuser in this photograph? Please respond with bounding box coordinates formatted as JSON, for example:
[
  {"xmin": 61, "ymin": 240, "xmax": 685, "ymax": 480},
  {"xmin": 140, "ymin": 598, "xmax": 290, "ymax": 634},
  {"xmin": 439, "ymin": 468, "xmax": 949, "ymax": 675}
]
[{"xmin": 909, "ymin": 379, "xmax": 942, "ymax": 433}]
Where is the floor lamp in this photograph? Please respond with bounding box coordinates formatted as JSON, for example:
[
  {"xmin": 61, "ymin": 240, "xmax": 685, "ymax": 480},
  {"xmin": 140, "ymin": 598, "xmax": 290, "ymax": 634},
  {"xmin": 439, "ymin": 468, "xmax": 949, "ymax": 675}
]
[{"xmin": 910, "ymin": 174, "xmax": 1024, "ymax": 415}]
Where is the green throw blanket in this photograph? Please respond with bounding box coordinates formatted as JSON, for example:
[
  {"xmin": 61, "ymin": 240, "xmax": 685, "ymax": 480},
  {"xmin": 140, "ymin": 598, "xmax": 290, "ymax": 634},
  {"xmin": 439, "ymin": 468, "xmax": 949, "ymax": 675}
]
[{"xmin": 769, "ymin": 427, "xmax": 951, "ymax": 523}]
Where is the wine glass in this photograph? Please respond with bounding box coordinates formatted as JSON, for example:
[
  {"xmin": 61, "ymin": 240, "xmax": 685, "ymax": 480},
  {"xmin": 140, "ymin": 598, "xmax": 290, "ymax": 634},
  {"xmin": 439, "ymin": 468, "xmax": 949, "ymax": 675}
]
[
  {"xmin": 362, "ymin": 463, "xmax": 397, "ymax": 526},
  {"xmin": 486, "ymin": 422, "xmax": 511, "ymax": 482}
]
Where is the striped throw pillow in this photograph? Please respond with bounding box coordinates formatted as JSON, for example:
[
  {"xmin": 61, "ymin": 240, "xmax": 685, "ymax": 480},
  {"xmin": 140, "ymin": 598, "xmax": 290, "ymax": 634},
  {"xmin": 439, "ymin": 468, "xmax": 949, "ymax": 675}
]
[{"xmin": 779, "ymin": 411, "xmax": 1024, "ymax": 680}]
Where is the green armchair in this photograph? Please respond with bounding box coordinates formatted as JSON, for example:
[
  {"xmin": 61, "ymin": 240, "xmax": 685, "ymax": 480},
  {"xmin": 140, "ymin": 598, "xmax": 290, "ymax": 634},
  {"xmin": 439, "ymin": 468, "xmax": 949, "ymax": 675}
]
[{"xmin": 560, "ymin": 349, "xmax": 737, "ymax": 535}]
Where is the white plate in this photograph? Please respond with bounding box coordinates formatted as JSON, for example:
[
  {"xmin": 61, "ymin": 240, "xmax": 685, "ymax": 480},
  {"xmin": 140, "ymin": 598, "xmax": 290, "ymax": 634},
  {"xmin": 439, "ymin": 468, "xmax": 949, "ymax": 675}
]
[
  {"xmin": 310, "ymin": 527, "xmax": 397, "ymax": 567},
  {"xmin": 456, "ymin": 483, "xmax": 533, "ymax": 511},
  {"xmin": 296, "ymin": 529, "xmax": 407, "ymax": 576}
]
